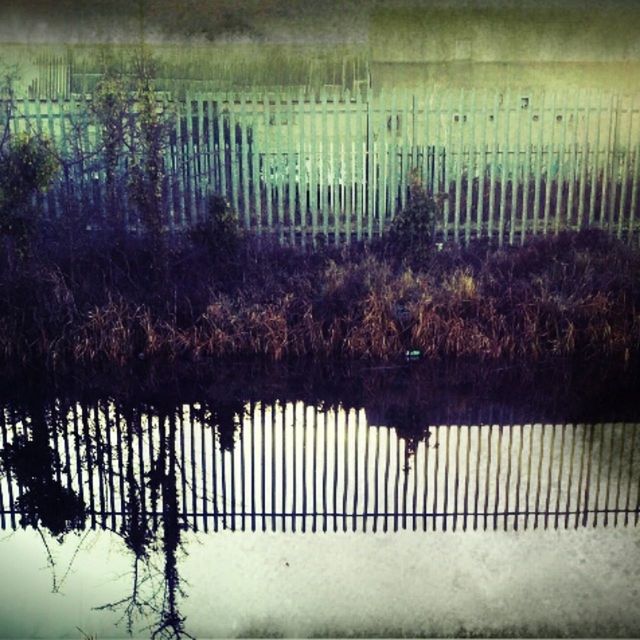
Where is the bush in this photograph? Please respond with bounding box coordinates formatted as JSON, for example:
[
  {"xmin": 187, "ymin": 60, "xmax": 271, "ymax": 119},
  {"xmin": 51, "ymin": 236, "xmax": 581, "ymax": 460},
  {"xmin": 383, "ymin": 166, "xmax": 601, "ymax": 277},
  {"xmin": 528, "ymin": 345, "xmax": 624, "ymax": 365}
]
[
  {"xmin": 388, "ymin": 170, "xmax": 441, "ymax": 264},
  {"xmin": 189, "ymin": 194, "xmax": 243, "ymax": 264},
  {"xmin": 0, "ymin": 133, "xmax": 58, "ymax": 260}
]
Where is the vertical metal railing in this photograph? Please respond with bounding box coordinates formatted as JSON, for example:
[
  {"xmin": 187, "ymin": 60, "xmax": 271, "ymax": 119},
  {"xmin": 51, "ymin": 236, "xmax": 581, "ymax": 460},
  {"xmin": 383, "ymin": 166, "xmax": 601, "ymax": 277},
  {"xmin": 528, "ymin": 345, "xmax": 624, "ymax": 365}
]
[{"xmin": 2, "ymin": 88, "xmax": 640, "ymax": 245}]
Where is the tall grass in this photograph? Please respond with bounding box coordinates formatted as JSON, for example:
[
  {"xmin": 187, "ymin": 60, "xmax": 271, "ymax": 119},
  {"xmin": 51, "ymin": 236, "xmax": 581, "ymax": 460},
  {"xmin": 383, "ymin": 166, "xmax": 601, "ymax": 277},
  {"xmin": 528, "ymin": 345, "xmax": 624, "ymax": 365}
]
[{"xmin": 0, "ymin": 226, "xmax": 639, "ymax": 375}]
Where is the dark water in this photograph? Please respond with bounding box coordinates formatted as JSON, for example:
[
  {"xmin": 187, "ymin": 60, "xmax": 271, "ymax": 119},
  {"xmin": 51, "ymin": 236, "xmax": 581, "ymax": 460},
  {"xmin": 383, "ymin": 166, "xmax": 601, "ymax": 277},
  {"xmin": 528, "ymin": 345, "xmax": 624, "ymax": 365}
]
[{"xmin": 0, "ymin": 363, "xmax": 639, "ymax": 638}]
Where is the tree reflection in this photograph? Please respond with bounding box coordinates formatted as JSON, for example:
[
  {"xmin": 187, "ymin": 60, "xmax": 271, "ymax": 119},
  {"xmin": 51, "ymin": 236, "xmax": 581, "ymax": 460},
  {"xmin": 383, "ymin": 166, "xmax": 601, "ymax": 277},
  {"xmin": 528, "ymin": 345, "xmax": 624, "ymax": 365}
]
[
  {"xmin": 0, "ymin": 397, "xmax": 201, "ymax": 639},
  {"xmin": 94, "ymin": 404, "xmax": 195, "ymax": 640},
  {"xmin": 191, "ymin": 398, "xmax": 246, "ymax": 452},
  {"xmin": 0, "ymin": 402, "xmax": 86, "ymax": 539},
  {"xmin": 150, "ymin": 409, "xmax": 192, "ymax": 640},
  {"xmin": 93, "ymin": 405, "xmax": 157, "ymax": 635}
]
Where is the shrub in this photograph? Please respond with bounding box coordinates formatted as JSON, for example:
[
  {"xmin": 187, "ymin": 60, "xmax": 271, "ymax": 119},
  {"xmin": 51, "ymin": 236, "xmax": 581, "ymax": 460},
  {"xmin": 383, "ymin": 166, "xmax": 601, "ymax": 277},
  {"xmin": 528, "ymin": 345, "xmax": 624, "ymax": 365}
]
[
  {"xmin": 0, "ymin": 133, "xmax": 58, "ymax": 261},
  {"xmin": 189, "ymin": 194, "xmax": 243, "ymax": 264},
  {"xmin": 91, "ymin": 72, "xmax": 129, "ymax": 228},
  {"xmin": 388, "ymin": 169, "xmax": 443, "ymax": 265}
]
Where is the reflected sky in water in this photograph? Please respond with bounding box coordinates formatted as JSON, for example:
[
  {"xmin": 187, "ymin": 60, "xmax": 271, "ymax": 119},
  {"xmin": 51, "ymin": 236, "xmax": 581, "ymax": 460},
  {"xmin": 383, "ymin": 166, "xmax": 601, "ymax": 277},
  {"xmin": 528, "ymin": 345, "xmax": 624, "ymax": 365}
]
[{"xmin": 1, "ymin": 526, "xmax": 639, "ymax": 638}]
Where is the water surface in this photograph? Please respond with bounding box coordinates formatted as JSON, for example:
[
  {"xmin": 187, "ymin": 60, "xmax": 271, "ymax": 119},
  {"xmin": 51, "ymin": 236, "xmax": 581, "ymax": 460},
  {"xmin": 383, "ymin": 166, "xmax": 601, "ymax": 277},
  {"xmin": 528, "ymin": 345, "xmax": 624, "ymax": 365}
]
[{"xmin": 0, "ymin": 365, "xmax": 639, "ymax": 638}]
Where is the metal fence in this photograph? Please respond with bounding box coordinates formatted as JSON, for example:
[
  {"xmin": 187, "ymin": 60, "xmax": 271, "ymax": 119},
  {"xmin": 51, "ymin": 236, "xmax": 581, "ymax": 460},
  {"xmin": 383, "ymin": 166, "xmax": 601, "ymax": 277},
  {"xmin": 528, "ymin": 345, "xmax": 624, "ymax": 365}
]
[
  {"xmin": 1, "ymin": 400, "xmax": 638, "ymax": 533},
  {"xmin": 6, "ymin": 87, "xmax": 640, "ymax": 246}
]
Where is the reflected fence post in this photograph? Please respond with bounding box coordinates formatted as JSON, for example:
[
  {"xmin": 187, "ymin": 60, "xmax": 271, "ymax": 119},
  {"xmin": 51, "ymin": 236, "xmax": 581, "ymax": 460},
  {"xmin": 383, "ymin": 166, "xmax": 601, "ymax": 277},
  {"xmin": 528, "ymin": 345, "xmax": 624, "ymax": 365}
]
[{"xmin": 0, "ymin": 402, "xmax": 639, "ymax": 534}]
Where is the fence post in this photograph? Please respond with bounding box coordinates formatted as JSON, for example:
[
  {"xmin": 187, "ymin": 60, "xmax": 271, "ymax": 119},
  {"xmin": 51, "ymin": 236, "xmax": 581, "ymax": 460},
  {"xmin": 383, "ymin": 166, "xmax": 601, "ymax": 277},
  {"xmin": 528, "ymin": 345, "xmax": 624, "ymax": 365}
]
[
  {"xmin": 216, "ymin": 94, "xmax": 227, "ymax": 202},
  {"xmin": 263, "ymin": 93, "xmax": 274, "ymax": 236},
  {"xmin": 465, "ymin": 89, "xmax": 475, "ymax": 245},
  {"xmin": 276, "ymin": 95, "xmax": 285, "ymax": 245},
  {"xmin": 321, "ymin": 87, "xmax": 329, "ymax": 239},
  {"xmin": 443, "ymin": 91, "xmax": 454, "ymax": 241},
  {"xmin": 509, "ymin": 92, "xmax": 522, "ymax": 244},
  {"xmin": 454, "ymin": 88, "xmax": 464, "ymax": 244},
  {"xmin": 185, "ymin": 94, "xmax": 197, "ymax": 225},
  {"xmin": 298, "ymin": 90, "xmax": 307, "ymax": 247},
  {"xmin": 600, "ymin": 93, "xmax": 615, "ymax": 230},
  {"xmin": 521, "ymin": 90, "xmax": 533, "ymax": 244},
  {"xmin": 228, "ymin": 94, "xmax": 240, "ymax": 219},
  {"xmin": 399, "ymin": 88, "xmax": 410, "ymax": 213},
  {"xmin": 196, "ymin": 96, "xmax": 206, "ymax": 223},
  {"xmin": 542, "ymin": 91, "xmax": 556, "ymax": 237},
  {"xmin": 532, "ymin": 91, "xmax": 543, "ymax": 237},
  {"xmin": 287, "ymin": 92, "xmax": 296, "ymax": 245},
  {"xmin": 608, "ymin": 94, "xmax": 622, "ymax": 235},
  {"xmin": 387, "ymin": 88, "xmax": 398, "ymax": 238},
  {"xmin": 477, "ymin": 89, "xmax": 488, "ymax": 240},
  {"xmin": 631, "ymin": 140, "xmax": 640, "ymax": 245},
  {"xmin": 577, "ymin": 90, "xmax": 590, "ymax": 230},
  {"xmin": 618, "ymin": 94, "xmax": 635, "ymax": 240},
  {"xmin": 175, "ymin": 100, "xmax": 187, "ymax": 228},
  {"xmin": 588, "ymin": 92, "xmax": 602, "ymax": 227},
  {"xmin": 205, "ymin": 97, "xmax": 215, "ymax": 201},
  {"xmin": 566, "ymin": 91, "xmax": 580, "ymax": 233},
  {"xmin": 240, "ymin": 93, "xmax": 251, "ymax": 233},
  {"xmin": 161, "ymin": 95, "xmax": 175, "ymax": 231},
  {"xmin": 421, "ymin": 91, "xmax": 430, "ymax": 192},
  {"xmin": 488, "ymin": 92, "xmax": 499, "ymax": 241},
  {"xmin": 555, "ymin": 90, "xmax": 569, "ymax": 236},
  {"xmin": 498, "ymin": 89, "xmax": 511, "ymax": 246},
  {"xmin": 309, "ymin": 92, "xmax": 318, "ymax": 245},
  {"xmin": 355, "ymin": 88, "xmax": 365, "ymax": 242},
  {"xmin": 374, "ymin": 88, "xmax": 385, "ymax": 241},
  {"xmin": 251, "ymin": 93, "xmax": 262, "ymax": 238},
  {"xmin": 344, "ymin": 88, "xmax": 353, "ymax": 243},
  {"xmin": 332, "ymin": 89, "xmax": 341, "ymax": 245}
]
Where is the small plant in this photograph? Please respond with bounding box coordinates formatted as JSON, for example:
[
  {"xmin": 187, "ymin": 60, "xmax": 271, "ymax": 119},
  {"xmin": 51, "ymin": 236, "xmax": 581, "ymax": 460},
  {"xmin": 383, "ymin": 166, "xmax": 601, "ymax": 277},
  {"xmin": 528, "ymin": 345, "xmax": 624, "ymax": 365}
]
[
  {"xmin": 92, "ymin": 65, "xmax": 130, "ymax": 229},
  {"xmin": 388, "ymin": 169, "xmax": 442, "ymax": 264},
  {"xmin": 90, "ymin": 48, "xmax": 170, "ymax": 252},
  {"xmin": 0, "ymin": 132, "xmax": 58, "ymax": 262},
  {"xmin": 127, "ymin": 49, "xmax": 169, "ymax": 255},
  {"xmin": 189, "ymin": 193, "xmax": 243, "ymax": 264}
]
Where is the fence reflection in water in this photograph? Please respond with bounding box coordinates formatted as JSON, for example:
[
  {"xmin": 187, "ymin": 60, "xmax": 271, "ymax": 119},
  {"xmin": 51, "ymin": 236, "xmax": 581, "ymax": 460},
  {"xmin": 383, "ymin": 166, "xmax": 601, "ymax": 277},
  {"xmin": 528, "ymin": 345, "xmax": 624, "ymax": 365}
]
[{"xmin": 0, "ymin": 401, "xmax": 638, "ymax": 534}]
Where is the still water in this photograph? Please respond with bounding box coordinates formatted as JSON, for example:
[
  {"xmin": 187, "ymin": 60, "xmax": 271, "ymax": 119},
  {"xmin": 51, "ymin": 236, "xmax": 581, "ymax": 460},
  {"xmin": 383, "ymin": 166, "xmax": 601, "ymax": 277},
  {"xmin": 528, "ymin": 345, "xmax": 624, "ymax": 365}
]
[{"xmin": 0, "ymin": 374, "xmax": 639, "ymax": 638}]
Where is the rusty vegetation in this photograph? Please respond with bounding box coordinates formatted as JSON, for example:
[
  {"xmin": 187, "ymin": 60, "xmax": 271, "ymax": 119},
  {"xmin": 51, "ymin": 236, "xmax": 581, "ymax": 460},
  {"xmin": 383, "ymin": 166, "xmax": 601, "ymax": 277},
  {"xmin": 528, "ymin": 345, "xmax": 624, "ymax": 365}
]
[{"xmin": 0, "ymin": 225, "xmax": 639, "ymax": 374}]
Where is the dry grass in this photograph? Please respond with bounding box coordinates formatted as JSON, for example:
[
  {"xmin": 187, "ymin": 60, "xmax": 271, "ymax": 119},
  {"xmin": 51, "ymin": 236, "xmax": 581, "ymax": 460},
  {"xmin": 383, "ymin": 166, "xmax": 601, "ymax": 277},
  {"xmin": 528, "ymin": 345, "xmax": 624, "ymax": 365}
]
[{"xmin": 0, "ymin": 228, "xmax": 639, "ymax": 374}]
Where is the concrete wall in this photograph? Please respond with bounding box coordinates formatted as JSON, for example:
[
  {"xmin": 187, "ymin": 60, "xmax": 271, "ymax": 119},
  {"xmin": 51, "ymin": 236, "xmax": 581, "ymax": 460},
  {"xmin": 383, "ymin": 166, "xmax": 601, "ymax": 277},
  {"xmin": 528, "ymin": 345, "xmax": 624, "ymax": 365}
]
[
  {"xmin": 371, "ymin": 61, "xmax": 640, "ymax": 91},
  {"xmin": 369, "ymin": 7, "xmax": 640, "ymax": 90},
  {"xmin": 370, "ymin": 7, "xmax": 640, "ymax": 63}
]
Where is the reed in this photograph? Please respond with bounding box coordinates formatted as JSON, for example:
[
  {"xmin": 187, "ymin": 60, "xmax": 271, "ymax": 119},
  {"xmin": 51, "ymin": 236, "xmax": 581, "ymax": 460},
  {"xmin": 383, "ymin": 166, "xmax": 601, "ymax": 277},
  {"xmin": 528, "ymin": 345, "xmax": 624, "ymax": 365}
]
[{"xmin": 0, "ymin": 227, "xmax": 638, "ymax": 374}]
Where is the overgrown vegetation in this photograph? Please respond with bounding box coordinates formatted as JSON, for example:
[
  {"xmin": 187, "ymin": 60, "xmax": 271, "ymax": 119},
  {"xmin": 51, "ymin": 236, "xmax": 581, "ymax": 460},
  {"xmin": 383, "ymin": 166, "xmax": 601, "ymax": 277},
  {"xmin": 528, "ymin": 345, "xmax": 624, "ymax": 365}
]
[{"xmin": 0, "ymin": 220, "xmax": 639, "ymax": 375}]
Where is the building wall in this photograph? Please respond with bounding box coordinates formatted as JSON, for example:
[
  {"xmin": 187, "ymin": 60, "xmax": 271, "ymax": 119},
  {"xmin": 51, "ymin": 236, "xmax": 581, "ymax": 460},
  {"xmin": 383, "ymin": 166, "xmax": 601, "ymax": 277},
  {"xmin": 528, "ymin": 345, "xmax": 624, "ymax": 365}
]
[{"xmin": 369, "ymin": 7, "xmax": 640, "ymax": 90}]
